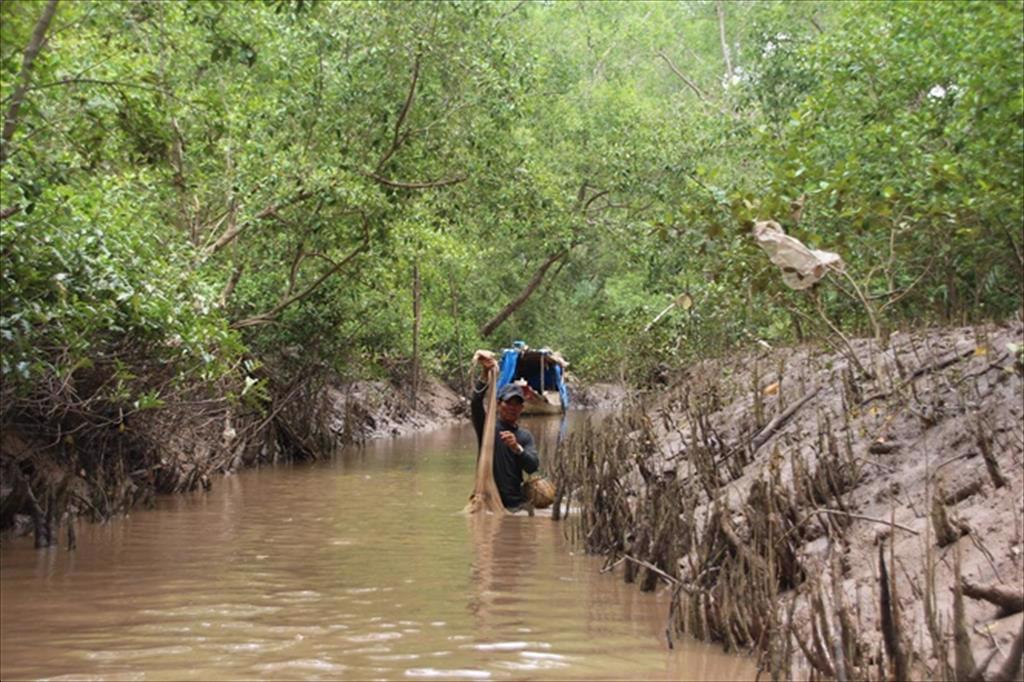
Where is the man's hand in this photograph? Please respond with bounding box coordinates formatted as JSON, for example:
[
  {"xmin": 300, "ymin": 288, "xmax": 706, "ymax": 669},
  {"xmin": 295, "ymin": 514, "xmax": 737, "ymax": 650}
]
[
  {"xmin": 499, "ymin": 430, "xmax": 522, "ymax": 453},
  {"xmin": 473, "ymin": 349, "xmax": 497, "ymax": 371}
]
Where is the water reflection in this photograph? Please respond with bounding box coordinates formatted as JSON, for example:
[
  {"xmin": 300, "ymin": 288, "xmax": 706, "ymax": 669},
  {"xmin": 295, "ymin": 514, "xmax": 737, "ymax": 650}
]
[{"xmin": 466, "ymin": 515, "xmax": 538, "ymax": 627}]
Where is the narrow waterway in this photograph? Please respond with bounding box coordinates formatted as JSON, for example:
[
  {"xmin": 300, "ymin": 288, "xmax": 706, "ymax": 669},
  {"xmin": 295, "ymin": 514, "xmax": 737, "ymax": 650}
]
[{"xmin": 1, "ymin": 414, "xmax": 755, "ymax": 681}]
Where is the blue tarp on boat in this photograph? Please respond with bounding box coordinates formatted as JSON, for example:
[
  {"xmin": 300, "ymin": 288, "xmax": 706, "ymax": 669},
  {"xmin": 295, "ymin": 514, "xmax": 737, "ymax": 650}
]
[{"xmin": 496, "ymin": 342, "xmax": 570, "ymax": 412}]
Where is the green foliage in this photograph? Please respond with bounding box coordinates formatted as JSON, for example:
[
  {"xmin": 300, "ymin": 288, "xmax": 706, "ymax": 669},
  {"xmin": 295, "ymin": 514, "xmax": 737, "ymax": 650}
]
[
  {"xmin": 0, "ymin": 169, "xmax": 242, "ymax": 405},
  {"xmin": 738, "ymin": 1, "xmax": 1023, "ymax": 328},
  {"xmin": 2, "ymin": 0, "xmax": 1020, "ymax": 401}
]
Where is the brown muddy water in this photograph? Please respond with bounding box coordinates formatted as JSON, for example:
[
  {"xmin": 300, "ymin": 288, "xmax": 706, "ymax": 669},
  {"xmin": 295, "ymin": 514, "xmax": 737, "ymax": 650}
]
[{"xmin": 1, "ymin": 414, "xmax": 755, "ymax": 681}]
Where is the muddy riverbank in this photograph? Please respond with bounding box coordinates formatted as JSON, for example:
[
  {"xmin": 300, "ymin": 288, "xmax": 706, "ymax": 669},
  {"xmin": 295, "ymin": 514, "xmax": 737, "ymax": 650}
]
[
  {"xmin": 324, "ymin": 375, "xmax": 628, "ymax": 442},
  {"xmin": 553, "ymin": 322, "xmax": 1024, "ymax": 681},
  {"xmin": 0, "ymin": 368, "xmax": 625, "ymax": 542}
]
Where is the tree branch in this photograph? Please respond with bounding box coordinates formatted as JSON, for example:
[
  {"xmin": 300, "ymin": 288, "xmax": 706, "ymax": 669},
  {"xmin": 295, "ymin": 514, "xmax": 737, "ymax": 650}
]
[
  {"xmin": 230, "ymin": 215, "xmax": 371, "ymax": 329},
  {"xmin": 716, "ymin": 1, "xmax": 733, "ymax": 83},
  {"xmin": 657, "ymin": 50, "xmax": 736, "ymax": 121},
  {"xmin": 496, "ymin": 0, "xmax": 528, "ymax": 23},
  {"xmin": 1, "ymin": 77, "xmax": 178, "ymax": 105},
  {"xmin": 376, "ymin": 53, "xmax": 421, "ymax": 173},
  {"xmin": 365, "ymin": 172, "xmax": 466, "ymax": 190},
  {"xmin": 656, "ymin": 50, "xmax": 710, "ymax": 105},
  {"xmin": 1, "ymin": 0, "xmax": 60, "ymax": 165},
  {"xmin": 218, "ymin": 263, "xmax": 244, "ymax": 307},
  {"xmin": 202, "ymin": 189, "xmax": 315, "ymax": 258},
  {"xmin": 583, "ymin": 189, "xmax": 611, "ymax": 212},
  {"xmin": 479, "ymin": 248, "xmax": 568, "ymax": 338}
]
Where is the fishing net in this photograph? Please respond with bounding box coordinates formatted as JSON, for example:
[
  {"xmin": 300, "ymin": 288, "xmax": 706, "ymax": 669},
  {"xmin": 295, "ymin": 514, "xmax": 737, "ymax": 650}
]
[{"xmin": 464, "ymin": 358, "xmax": 508, "ymax": 515}]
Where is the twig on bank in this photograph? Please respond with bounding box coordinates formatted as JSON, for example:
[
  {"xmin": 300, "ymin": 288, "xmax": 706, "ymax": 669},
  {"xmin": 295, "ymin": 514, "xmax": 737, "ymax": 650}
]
[
  {"xmin": 811, "ymin": 508, "xmax": 919, "ymax": 535},
  {"xmin": 620, "ymin": 554, "xmax": 688, "ymax": 589},
  {"xmin": 751, "ymin": 386, "xmax": 821, "ymax": 452}
]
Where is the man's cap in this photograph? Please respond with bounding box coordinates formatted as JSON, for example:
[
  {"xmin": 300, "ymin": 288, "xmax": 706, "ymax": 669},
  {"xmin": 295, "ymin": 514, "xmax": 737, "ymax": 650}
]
[{"xmin": 497, "ymin": 384, "xmax": 525, "ymax": 403}]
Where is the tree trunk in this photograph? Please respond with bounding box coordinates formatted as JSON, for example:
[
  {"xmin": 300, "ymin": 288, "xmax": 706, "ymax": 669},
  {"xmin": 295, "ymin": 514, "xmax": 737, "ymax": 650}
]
[
  {"xmin": 479, "ymin": 248, "xmax": 567, "ymax": 339},
  {"xmin": 448, "ymin": 271, "xmax": 467, "ymax": 396},
  {"xmin": 410, "ymin": 261, "xmax": 421, "ymax": 408},
  {"xmin": 1, "ymin": 0, "xmax": 60, "ymax": 165}
]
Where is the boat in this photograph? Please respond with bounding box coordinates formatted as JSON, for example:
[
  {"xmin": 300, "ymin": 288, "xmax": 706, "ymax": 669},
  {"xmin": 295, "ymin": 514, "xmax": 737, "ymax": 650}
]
[{"xmin": 496, "ymin": 341, "xmax": 570, "ymax": 414}]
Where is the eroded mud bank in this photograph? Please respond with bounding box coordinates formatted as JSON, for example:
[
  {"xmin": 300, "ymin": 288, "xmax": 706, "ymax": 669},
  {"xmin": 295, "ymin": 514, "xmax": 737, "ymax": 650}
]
[{"xmin": 553, "ymin": 323, "xmax": 1024, "ymax": 681}]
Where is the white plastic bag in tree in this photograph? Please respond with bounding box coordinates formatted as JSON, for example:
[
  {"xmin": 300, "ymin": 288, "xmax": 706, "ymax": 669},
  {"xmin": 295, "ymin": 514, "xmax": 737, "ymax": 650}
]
[{"xmin": 753, "ymin": 220, "xmax": 843, "ymax": 290}]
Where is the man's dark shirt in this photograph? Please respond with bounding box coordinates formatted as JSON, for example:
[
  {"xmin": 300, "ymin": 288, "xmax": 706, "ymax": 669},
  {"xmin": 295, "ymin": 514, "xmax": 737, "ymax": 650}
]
[{"xmin": 470, "ymin": 381, "xmax": 539, "ymax": 508}]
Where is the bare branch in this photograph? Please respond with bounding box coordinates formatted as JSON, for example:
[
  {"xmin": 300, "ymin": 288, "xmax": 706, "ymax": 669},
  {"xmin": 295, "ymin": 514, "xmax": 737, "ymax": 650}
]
[
  {"xmin": 230, "ymin": 215, "xmax": 371, "ymax": 329},
  {"xmin": 203, "ymin": 189, "xmax": 315, "ymax": 258},
  {"xmin": 376, "ymin": 54, "xmax": 421, "ymax": 173},
  {"xmin": 479, "ymin": 248, "xmax": 568, "ymax": 338},
  {"xmin": 657, "ymin": 50, "xmax": 711, "ymax": 104},
  {"xmin": 365, "ymin": 172, "xmax": 466, "ymax": 190},
  {"xmin": 1, "ymin": 0, "xmax": 60, "ymax": 165}
]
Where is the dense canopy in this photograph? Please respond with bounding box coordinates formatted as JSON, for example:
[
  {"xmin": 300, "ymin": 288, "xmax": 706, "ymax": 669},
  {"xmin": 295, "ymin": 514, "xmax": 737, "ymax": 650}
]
[{"xmin": 2, "ymin": 0, "xmax": 1022, "ymax": 408}]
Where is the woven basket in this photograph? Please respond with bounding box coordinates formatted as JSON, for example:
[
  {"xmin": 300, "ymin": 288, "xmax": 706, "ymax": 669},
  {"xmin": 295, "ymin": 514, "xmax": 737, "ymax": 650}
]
[{"xmin": 523, "ymin": 476, "xmax": 556, "ymax": 509}]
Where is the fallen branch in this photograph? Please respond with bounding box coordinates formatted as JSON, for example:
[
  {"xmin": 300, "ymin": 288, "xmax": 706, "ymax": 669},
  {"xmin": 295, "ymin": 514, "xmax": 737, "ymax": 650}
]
[
  {"xmin": 620, "ymin": 553, "xmax": 683, "ymax": 587},
  {"xmin": 812, "ymin": 508, "xmax": 919, "ymax": 536},
  {"xmin": 751, "ymin": 386, "xmax": 820, "ymax": 452},
  {"xmin": 941, "ymin": 479, "xmax": 983, "ymax": 506}
]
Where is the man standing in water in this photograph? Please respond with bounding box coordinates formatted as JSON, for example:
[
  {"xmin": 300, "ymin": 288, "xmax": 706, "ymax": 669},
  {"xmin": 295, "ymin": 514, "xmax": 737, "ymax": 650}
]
[{"xmin": 471, "ymin": 352, "xmax": 540, "ymax": 510}]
